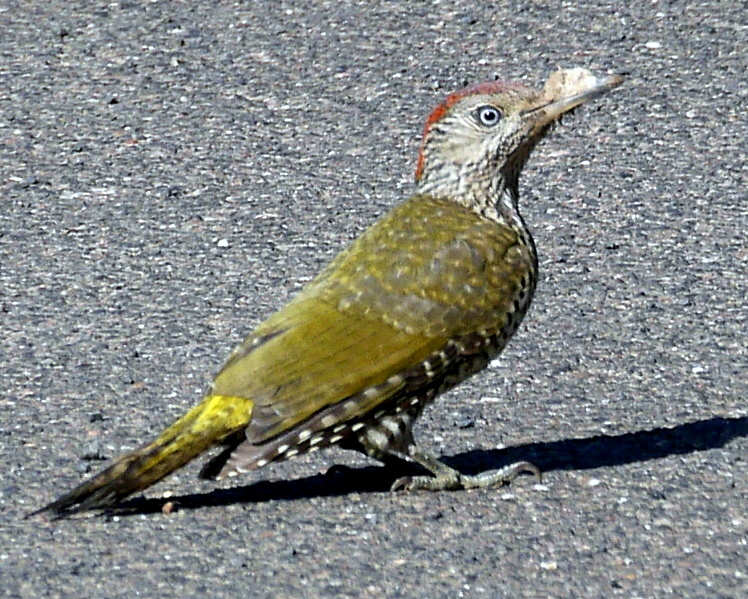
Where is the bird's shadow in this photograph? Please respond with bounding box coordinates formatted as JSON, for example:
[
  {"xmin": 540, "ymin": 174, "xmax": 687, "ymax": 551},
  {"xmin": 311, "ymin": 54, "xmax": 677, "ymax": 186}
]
[{"xmin": 109, "ymin": 415, "xmax": 747, "ymax": 517}]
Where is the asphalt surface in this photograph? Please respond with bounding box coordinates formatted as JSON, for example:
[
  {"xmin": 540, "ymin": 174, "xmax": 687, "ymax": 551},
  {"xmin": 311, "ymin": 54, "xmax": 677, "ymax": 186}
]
[{"xmin": 2, "ymin": 1, "xmax": 746, "ymax": 598}]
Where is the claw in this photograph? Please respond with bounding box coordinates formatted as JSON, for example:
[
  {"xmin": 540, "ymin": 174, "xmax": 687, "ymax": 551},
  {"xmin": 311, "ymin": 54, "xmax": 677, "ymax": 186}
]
[
  {"xmin": 505, "ymin": 460, "xmax": 542, "ymax": 483},
  {"xmin": 390, "ymin": 476, "xmax": 413, "ymax": 492}
]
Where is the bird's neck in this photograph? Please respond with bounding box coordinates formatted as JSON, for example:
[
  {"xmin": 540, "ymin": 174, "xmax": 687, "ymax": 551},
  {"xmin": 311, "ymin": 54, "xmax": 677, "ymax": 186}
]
[
  {"xmin": 414, "ymin": 167, "xmax": 536, "ymax": 270},
  {"xmin": 415, "ymin": 168, "xmax": 524, "ymax": 229}
]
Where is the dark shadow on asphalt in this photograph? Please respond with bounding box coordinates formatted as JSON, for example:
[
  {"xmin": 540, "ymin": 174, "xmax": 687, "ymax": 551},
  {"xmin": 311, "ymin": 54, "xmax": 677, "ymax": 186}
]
[{"xmin": 109, "ymin": 415, "xmax": 747, "ymax": 517}]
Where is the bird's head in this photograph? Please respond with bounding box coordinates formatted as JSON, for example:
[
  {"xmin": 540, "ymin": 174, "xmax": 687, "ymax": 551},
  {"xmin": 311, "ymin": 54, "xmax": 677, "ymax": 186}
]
[{"xmin": 414, "ymin": 68, "xmax": 623, "ymax": 216}]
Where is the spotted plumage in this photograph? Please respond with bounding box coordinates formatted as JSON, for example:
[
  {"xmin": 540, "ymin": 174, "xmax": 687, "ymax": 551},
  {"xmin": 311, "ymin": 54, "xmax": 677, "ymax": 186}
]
[{"xmin": 33, "ymin": 68, "xmax": 622, "ymax": 518}]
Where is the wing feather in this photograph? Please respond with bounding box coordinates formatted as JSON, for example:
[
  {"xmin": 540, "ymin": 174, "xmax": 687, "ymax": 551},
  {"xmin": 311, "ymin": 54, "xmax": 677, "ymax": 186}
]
[
  {"xmin": 210, "ymin": 194, "xmax": 533, "ymax": 444},
  {"xmin": 212, "ymin": 298, "xmax": 446, "ymax": 442}
]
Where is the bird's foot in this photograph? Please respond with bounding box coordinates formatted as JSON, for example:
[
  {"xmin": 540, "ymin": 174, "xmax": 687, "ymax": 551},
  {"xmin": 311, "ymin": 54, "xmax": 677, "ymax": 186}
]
[{"xmin": 391, "ymin": 460, "xmax": 541, "ymax": 492}]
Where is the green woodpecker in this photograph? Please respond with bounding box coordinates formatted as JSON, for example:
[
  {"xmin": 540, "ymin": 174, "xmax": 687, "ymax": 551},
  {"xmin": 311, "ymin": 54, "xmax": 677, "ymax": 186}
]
[{"xmin": 33, "ymin": 68, "xmax": 622, "ymax": 518}]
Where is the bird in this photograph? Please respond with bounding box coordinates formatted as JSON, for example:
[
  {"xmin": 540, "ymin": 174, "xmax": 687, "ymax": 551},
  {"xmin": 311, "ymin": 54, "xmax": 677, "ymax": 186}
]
[{"xmin": 31, "ymin": 67, "xmax": 622, "ymax": 519}]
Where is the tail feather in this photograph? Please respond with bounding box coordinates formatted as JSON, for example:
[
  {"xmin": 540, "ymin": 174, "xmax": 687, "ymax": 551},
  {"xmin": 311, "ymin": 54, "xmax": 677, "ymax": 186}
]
[{"xmin": 29, "ymin": 394, "xmax": 253, "ymax": 519}]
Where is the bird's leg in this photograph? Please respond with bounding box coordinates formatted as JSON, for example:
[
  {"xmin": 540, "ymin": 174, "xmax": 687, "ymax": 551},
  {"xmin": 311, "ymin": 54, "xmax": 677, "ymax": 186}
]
[{"xmin": 388, "ymin": 446, "xmax": 541, "ymax": 492}]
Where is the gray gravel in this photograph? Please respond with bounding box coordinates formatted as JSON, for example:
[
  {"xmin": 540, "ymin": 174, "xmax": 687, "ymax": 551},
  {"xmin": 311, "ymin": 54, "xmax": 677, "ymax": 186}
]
[{"xmin": 2, "ymin": 1, "xmax": 747, "ymax": 598}]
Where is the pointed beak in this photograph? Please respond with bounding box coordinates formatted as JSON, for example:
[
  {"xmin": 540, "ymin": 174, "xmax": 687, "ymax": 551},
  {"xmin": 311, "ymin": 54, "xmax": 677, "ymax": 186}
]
[{"xmin": 523, "ymin": 68, "xmax": 624, "ymax": 131}]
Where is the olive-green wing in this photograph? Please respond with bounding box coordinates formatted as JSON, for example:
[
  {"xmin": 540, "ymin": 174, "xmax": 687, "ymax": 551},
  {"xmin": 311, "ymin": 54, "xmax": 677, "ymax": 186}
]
[
  {"xmin": 212, "ymin": 296, "xmax": 447, "ymax": 443},
  {"xmin": 211, "ymin": 194, "xmax": 533, "ymax": 444}
]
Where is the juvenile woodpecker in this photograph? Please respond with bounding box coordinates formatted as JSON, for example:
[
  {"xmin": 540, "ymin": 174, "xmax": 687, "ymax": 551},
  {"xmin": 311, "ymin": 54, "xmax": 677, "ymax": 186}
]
[{"xmin": 33, "ymin": 68, "xmax": 622, "ymax": 518}]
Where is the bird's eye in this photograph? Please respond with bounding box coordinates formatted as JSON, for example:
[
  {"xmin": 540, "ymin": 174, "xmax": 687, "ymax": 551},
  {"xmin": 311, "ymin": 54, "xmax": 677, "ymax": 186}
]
[{"xmin": 475, "ymin": 105, "xmax": 502, "ymax": 127}]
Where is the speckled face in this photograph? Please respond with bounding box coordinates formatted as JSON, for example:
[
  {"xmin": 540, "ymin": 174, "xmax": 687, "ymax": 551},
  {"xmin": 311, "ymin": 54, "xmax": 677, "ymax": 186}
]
[
  {"xmin": 414, "ymin": 69, "xmax": 623, "ymax": 205},
  {"xmin": 414, "ymin": 81, "xmax": 540, "ymax": 186}
]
